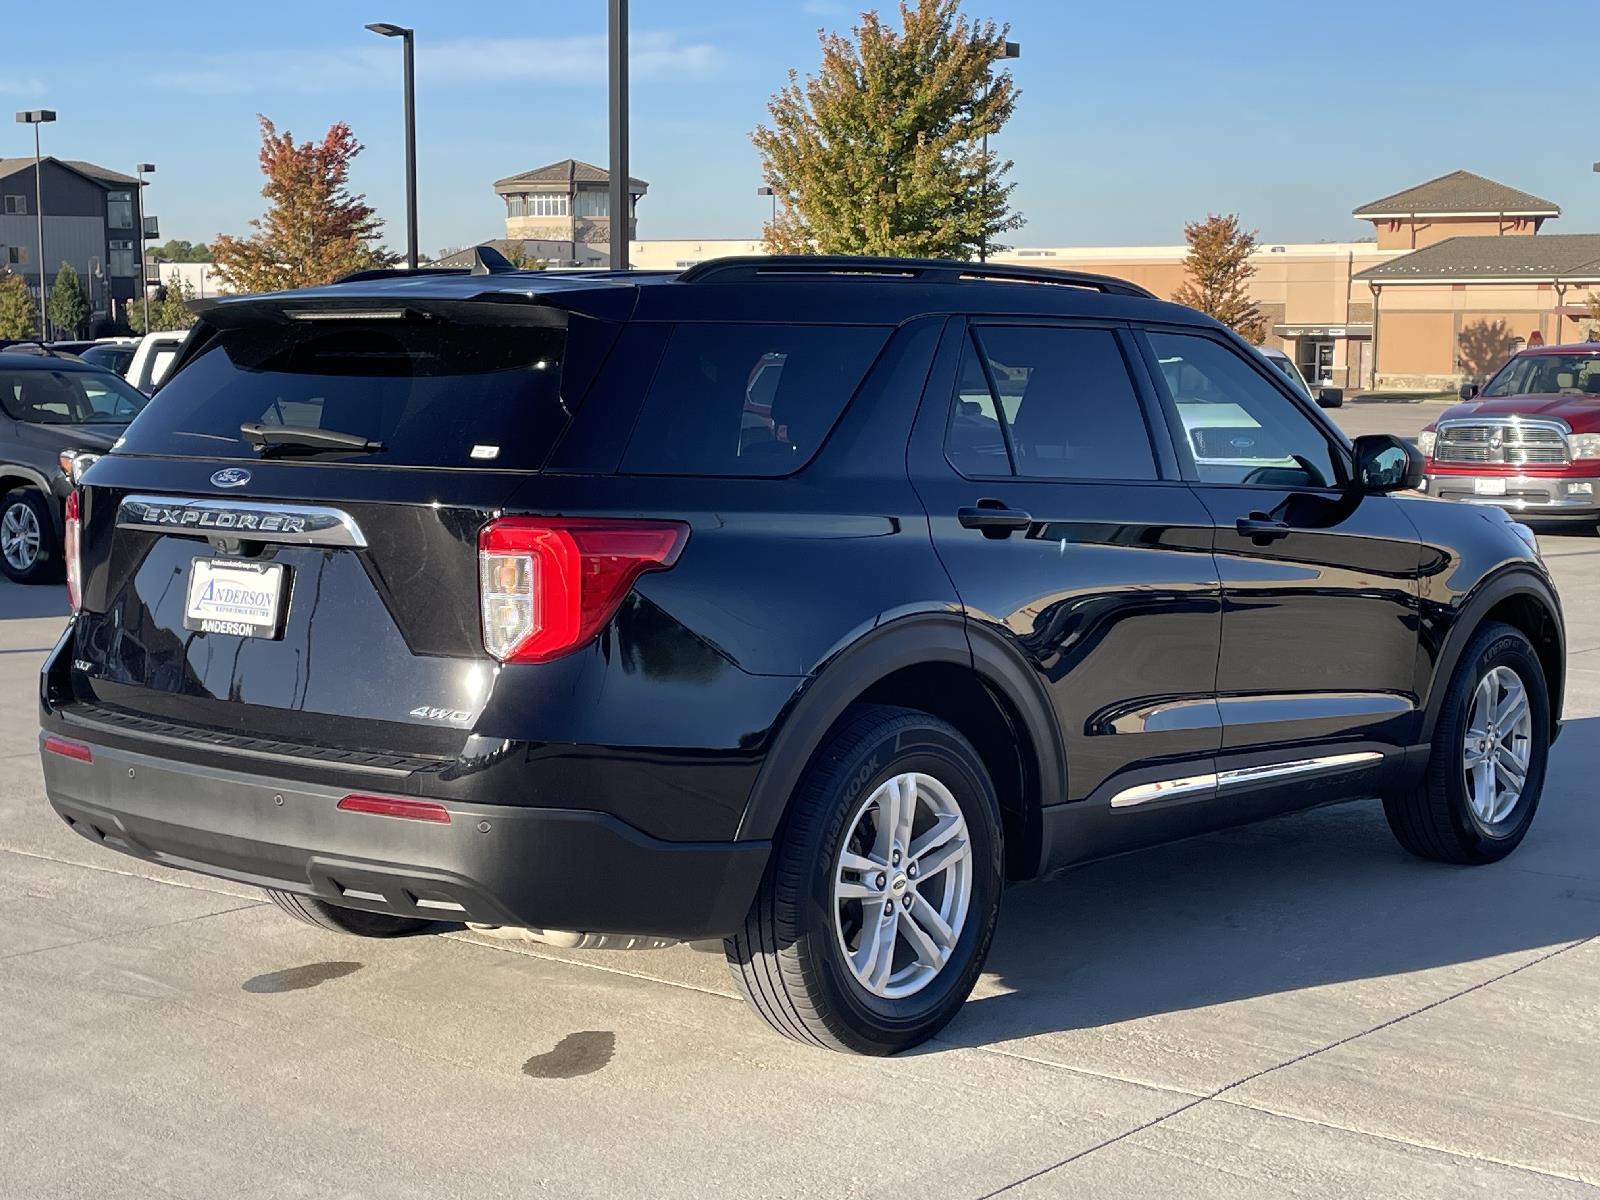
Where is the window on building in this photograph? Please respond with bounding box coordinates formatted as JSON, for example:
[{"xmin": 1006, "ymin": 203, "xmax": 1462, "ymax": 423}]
[
  {"xmin": 575, "ymin": 190, "xmax": 609, "ymax": 218},
  {"xmin": 6, "ymin": 246, "xmax": 26, "ymax": 265},
  {"xmin": 519, "ymin": 194, "xmax": 568, "ymax": 218},
  {"xmin": 107, "ymin": 190, "xmax": 134, "ymax": 229},
  {"xmin": 108, "ymin": 240, "xmax": 137, "ymax": 277},
  {"xmin": 4, "ymin": 195, "xmax": 25, "ymax": 215}
]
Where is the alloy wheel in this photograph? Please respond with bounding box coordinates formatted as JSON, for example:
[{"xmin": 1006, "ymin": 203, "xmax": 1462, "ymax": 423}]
[
  {"xmin": 0, "ymin": 501, "xmax": 40, "ymax": 573},
  {"xmin": 1463, "ymin": 665, "xmax": 1533, "ymax": 826},
  {"xmin": 832, "ymin": 771, "xmax": 973, "ymax": 1000}
]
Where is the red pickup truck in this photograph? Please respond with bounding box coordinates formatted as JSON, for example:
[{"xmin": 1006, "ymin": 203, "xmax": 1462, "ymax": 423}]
[{"xmin": 1421, "ymin": 343, "xmax": 1600, "ymax": 524}]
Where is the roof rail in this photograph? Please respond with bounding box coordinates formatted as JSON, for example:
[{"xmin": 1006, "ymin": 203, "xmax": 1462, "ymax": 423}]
[
  {"xmin": 334, "ymin": 246, "xmax": 519, "ymax": 285},
  {"xmin": 676, "ymin": 255, "xmax": 1156, "ymax": 298}
]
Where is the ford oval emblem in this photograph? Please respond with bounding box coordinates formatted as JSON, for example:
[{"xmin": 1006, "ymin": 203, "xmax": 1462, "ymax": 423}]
[
  {"xmin": 1229, "ymin": 437, "xmax": 1256, "ymax": 449},
  {"xmin": 210, "ymin": 467, "xmax": 252, "ymax": 489}
]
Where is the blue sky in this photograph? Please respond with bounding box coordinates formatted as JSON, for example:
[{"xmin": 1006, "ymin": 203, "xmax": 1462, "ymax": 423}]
[{"xmin": 6, "ymin": 0, "xmax": 1597, "ymax": 255}]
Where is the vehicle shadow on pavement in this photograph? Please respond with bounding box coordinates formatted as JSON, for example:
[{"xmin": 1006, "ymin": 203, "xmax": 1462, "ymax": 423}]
[
  {"xmin": 0, "ymin": 580, "xmax": 70, "ymax": 621},
  {"xmin": 938, "ymin": 717, "xmax": 1600, "ymax": 1051}
]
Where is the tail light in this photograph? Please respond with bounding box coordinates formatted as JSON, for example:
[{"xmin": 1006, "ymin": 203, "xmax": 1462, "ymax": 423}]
[
  {"xmin": 478, "ymin": 517, "xmax": 689, "ymax": 663},
  {"xmin": 64, "ymin": 489, "xmax": 82, "ymax": 612}
]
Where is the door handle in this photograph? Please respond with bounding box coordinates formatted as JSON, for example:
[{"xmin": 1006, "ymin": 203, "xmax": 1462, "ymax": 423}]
[
  {"xmin": 958, "ymin": 500, "xmax": 1033, "ymax": 538},
  {"xmin": 1236, "ymin": 512, "xmax": 1291, "ymax": 542}
]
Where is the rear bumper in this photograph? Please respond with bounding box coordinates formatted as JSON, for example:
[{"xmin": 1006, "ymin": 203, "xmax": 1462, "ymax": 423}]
[
  {"xmin": 1423, "ymin": 472, "xmax": 1600, "ymax": 517},
  {"xmin": 39, "ymin": 733, "xmax": 770, "ymax": 940}
]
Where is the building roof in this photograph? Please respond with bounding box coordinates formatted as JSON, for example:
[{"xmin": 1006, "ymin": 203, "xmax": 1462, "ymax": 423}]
[
  {"xmin": 1353, "ymin": 233, "xmax": 1600, "ymax": 283},
  {"xmin": 493, "ymin": 158, "xmax": 647, "ymax": 193},
  {"xmin": 1352, "ymin": 170, "xmax": 1559, "ymax": 219},
  {"xmin": 0, "ymin": 156, "xmax": 141, "ymax": 187}
]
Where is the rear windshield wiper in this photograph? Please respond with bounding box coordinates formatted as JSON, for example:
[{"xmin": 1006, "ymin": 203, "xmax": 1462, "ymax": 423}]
[{"xmin": 241, "ymin": 422, "xmax": 385, "ymax": 456}]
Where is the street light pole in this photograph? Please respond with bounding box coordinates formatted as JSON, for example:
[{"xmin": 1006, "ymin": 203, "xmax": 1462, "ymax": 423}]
[
  {"xmin": 15, "ymin": 109, "xmax": 56, "ymax": 338},
  {"xmin": 608, "ymin": 0, "xmax": 629, "ymax": 270},
  {"xmin": 757, "ymin": 185, "xmax": 777, "ymax": 225},
  {"xmin": 977, "ymin": 42, "xmax": 1019, "ymax": 264},
  {"xmin": 366, "ymin": 22, "xmax": 418, "ymax": 269},
  {"xmin": 135, "ymin": 162, "xmax": 155, "ymax": 332}
]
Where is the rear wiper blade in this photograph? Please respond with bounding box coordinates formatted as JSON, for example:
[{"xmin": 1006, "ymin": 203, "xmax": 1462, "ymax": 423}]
[{"xmin": 241, "ymin": 422, "xmax": 385, "ymax": 456}]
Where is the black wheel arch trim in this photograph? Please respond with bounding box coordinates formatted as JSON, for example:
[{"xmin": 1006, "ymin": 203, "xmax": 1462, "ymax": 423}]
[
  {"xmin": 1420, "ymin": 564, "xmax": 1564, "ymax": 744},
  {"xmin": 734, "ymin": 612, "xmax": 1066, "ymax": 870}
]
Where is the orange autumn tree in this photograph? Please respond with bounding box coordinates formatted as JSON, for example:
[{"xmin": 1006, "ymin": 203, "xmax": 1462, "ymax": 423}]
[{"xmin": 212, "ymin": 116, "xmax": 394, "ymax": 293}]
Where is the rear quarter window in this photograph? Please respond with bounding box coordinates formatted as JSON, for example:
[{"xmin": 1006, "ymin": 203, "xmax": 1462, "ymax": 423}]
[{"xmin": 620, "ymin": 323, "xmax": 889, "ymax": 477}]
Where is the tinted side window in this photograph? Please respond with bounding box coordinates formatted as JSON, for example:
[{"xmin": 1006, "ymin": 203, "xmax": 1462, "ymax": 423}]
[
  {"xmin": 1147, "ymin": 332, "xmax": 1341, "ymax": 488},
  {"xmin": 621, "ymin": 324, "xmax": 888, "ymax": 477},
  {"xmin": 945, "ymin": 326, "xmax": 1157, "ymax": 481}
]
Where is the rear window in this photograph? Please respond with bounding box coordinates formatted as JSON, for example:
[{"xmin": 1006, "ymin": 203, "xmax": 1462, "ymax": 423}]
[
  {"xmin": 115, "ymin": 314, "xmax": 575, "ymax": 469},
  {"xmin": 620, "ymin": 323, "xmax": 888, "ymax": 476},
  {"xmin": 0, "ymin": 368, "xmax": 149, "ymax": 425}
]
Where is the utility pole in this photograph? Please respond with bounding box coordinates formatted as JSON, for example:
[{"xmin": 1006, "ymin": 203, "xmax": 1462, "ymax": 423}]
[
  {"xmin": 977, "ymin": 43, "xmax": 1019, "ymax": 264},
  {"xmin": 135, "ymin": 163, "xmax": 155, "ymax": 331},
  {"xmin": 608, "ymin": 0, "xmax": 629, "ymax": 270},
  {"xmin": 15, "ymin": 109, "xmax": 56, "ymax": 338}
]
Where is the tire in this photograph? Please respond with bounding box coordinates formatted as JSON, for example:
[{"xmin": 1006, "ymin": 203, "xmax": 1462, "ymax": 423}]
[
  {"xmin": 0, "ymin": 488, "xmax": 57, "ymax": 584},
  {"xmin": 1384, "ymin": 621, "xmax": 1549, "ymax": 864},
  {"xmin": 264, "ymin": 888, "xmax": 433, "ymax": 937},
  {"xmin": 725, "ymin": 704, "xmax": 1004, "ymax": 1055}
]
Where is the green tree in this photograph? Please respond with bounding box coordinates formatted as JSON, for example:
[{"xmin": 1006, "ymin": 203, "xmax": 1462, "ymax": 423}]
[
  {"xmin": 1586, "ymin": 292, "xmax": 1600, "ymax": 340},
  {"xmin": 211, "ymin": 115, "xmax": 393, "ymax": 292},
  {"xmin": 752, "ymin": 0, "xmax": 1022, "ymax": 259},
  {"xmin": 128, "ymin": 274, "xmax": 197, "ymax": 335},
  {"xmin": 150, "ymin": 239, "xmax": 212, "ymax": 263},
  {"xmin": 47, "ymin": 262, "xmax": 89, "ymax": 338},
  {"xmin": 1172, "ymin": 214, "xmax": 1270, "ymax": 345},
  {"xmin": 0, "ymin": 270, "xmax": 37, "ymax": 339}
]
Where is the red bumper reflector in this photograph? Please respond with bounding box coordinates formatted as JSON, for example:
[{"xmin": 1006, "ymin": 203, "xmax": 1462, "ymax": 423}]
[
  {"xmin": 43, "ymin": 735, "xmax": 93, "ymax": 763},
  {"xmin": 336, "ymin": 794, "xmax": 451, "ymax": 824}
]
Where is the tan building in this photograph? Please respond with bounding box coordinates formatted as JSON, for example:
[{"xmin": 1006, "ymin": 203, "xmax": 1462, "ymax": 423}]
[
  {"xmin": 632, "ymin": 169, "xmax": 1600, "ymax": 394},
  {"xmin": 444, "ymin": 159, "xmax": 648, "ymax": 268}
]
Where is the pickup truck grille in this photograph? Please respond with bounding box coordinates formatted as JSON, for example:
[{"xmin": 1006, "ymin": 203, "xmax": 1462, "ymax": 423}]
[{"xmin": 1435, "ymin": 420, "xmax": 1569, "ymax": 466}]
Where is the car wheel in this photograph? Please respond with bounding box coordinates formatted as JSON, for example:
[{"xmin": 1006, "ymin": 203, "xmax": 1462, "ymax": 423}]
[
  {"xmin": 264, "ymin": 888, "xmax": 433, "ymax": 937},
  {"xmin": 1384, "ymin": 622, "xmax": 1549, "ymax": 864},
  {"xmin": 725, "ymin": 704, "xmax": 1003, "ymax": 1055},
  {"xmin": 0, "ymin": 488, "xmax": 56, "ymax": 584}
]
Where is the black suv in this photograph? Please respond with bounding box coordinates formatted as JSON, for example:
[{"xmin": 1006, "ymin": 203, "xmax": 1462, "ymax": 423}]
[
  {"xmin": 38, "ymin": 256, "xmax": 1564, "ymax": 1054},
  {"xmin": 1, "ymin": 348, "xmax": 149, "ymax": 583}
]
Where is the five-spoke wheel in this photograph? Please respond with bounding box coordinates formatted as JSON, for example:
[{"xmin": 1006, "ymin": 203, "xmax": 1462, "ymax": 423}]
[{"xmin": 833, "ymin": 772, "xmax": 973, "ymax": 999}]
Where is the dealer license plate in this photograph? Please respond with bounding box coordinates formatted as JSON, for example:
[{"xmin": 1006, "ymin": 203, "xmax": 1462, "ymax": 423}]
[
  {"xmin": 183, "ymin": 559, "xmax": 287, "ymax": 639},
  {"xmin": 1474, "ymin": 478, "xmax": 1508, "ymax": 496}
]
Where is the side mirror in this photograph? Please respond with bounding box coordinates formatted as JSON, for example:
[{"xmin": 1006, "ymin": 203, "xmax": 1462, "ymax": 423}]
[
  {"xmin": 1459, "ymin": 382, "xmax": 1481, "ymax": 401},
  {"xmin": 1352, "ymin": 433, "xmax": 1424, "ymax": 494},
  {"xmin": 1315, "ymin": 387, "xmax": 1344, "ymax": 409}
]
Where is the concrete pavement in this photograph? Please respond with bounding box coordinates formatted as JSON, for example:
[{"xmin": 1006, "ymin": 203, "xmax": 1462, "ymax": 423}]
[{"xmin": 2, "ymin": 514, "xmax": 1597, "ymax": 1197}]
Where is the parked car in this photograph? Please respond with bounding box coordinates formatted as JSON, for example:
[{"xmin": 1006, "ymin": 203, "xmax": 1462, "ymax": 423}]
[
  {"xmin": 1419, "ymin": 343, "xmax": 1600, "ymax": 523},
  {"xmin": 1259, "ymin": 345, "xmax": 1343, "ymax": 408},
  {"xmin": 0, "ymin": 348, "xmax": 149, "ymax": 582},
  {"xmin": 77, "ymin": 338, "xmax": 139, "ymax": 378},
  {"xmin": 125, "ymin": 329, "xmax": 190, "ymax": 394},
  {"xmin": 38, "ymin": 255, "xmax": 1564, "ymax": 1054}
]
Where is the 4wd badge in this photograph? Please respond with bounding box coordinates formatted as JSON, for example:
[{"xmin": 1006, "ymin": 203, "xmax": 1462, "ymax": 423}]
[{"xmin": 410, "ymin": 705, "xmax": 472, "ymax": 724}]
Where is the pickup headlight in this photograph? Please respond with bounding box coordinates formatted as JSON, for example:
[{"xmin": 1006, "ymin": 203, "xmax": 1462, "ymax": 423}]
[
  {"xmin": 1417, "ymin": 429, "xmax": 1437, "ymax": 457},
  {"xmin": 1566, "ymin": 432, "xmax": 1600, "ymax": 460}
]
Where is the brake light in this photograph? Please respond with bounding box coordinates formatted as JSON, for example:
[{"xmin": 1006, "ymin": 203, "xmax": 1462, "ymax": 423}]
[
  {"xmin": 64, "ymin": 489, "xmax": 82, "ymax": 612},
  {"xmin": 43, "ymin": 735, "xmax": 93, "ymax": 763},
  {"xmin": 478, "ymin": 517, "xmax": 689, "ymax": 663},
  {"xmin": 337, "ymin": 794, "xmax": 452, "ymax": 823}
]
